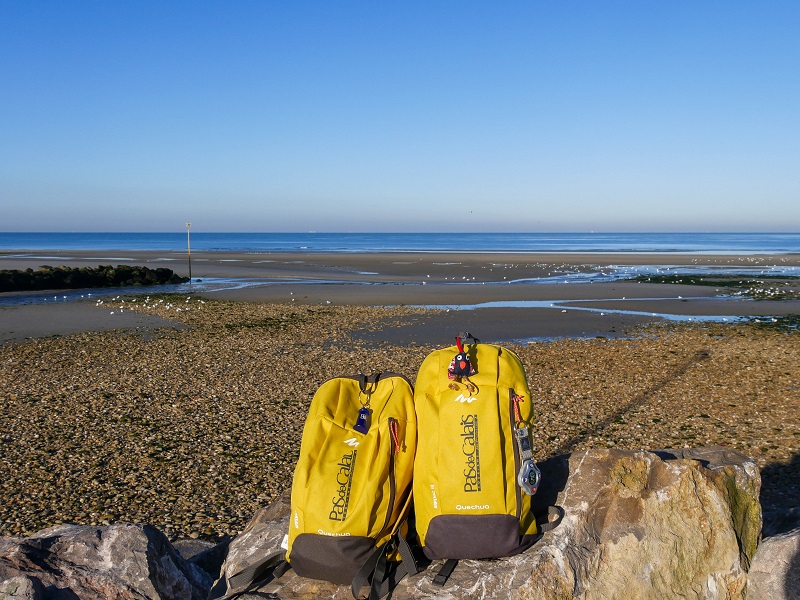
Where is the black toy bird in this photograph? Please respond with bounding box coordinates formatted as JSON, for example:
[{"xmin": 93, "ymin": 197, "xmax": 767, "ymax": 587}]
[{"xmin": 448, "ymin": 336, "xmax": 477, "ymax": 392}]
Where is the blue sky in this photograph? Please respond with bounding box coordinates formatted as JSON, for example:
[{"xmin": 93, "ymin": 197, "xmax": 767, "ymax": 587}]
[{"xmin": 2, "ymin": 2, "xmax": 798, "ymax": 232}]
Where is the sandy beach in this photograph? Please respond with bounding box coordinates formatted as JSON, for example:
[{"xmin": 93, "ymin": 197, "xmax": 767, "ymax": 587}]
[
  {"xmin": 4, "ymin": 249, "xmax": 800, "ymax": 284},
  {"xmin": 3, "ymin": 249, "xmax": 800, "ymax": 344},
  {"xmin": 1, "ymin": 250, "xmax": 799, "ymax": 542}
]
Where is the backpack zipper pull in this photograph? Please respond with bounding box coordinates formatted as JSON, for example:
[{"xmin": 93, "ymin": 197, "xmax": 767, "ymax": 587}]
[
  {"xmin": 354, "ymin": 407, "xmax": 371, "ymax": 434},
  {"xmin": 514, "ymin": 426, "xmax": 541, "ymax": 495},
  {"xmin": 354, "ymin": 385, "xmax": 372, "ymax": 434},
  {"xmin": 389, "ymin": 418, "xmax": 401, "ymax": 453},
  {"xmin": 512, "ymin": 393, "xmax": 524, "ymax": 426},
  {"xmin": 512, "ymin": 393, "xmax": 541, "ymax": 495}
]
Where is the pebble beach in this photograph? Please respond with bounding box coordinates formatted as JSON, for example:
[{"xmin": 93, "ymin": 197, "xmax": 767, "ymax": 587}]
[
  {"xmin": 1, "ymin": 250, "xmax": 799, "ymax": 542},
  {"xmin": 2, "ymin": 298, "xmax": 799, "ymax": 541}
]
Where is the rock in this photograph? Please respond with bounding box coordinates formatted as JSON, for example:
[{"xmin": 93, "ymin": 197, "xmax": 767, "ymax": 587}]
[
  {"xmin": 208, "ymin": 489, "xmax": 293, "ymax": 599},
  {"xmin": 0, "ymin": 575, "xmax": 45, "ymax": 599},
  {"xmin": 173, "ymin": 537, "xmax": 218, "ymax": 560},
  {"xmin": 214, "ymin": 447, "xmax": 761, "ymax": 599},
  {"xmin": 187, "ymin": 538, "xmax": 231, "ymax": 584},
  {"xmin": 0, "ymin": 448, "xmax": 764, "ymax": 599},
  {"xmin": 0, "ymin": 523, "xmax": 211, "ymax": 600},
  {"xmin": 747, "ymin": 527, "xmax": 800, "ymax": 600}
]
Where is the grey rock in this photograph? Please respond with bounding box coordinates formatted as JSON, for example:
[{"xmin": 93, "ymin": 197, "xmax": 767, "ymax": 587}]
[
  {"xmin": 173, "ymin": 538, "xmax": 218, "ymax": 561},
  {"xmin": 189, "ymin": 539, "xmax": 231, "ymax": 584},
  {"xmin": 0, "ymin": 523, "xmax": 211, "ymax": 600},
  {"xmin": 0, "ymin": 575, "xmax": 45, "ymax": 600},
  {"xmin": 0, "ymin": 448, "xmax": 764, "ymax": 600},
  {"xmin": 215, "ymin": 446, "xmax": 761, "ymax": 599},
  {"xmin": 747, "ymin": 527, "xmax": 800, "ymax": 600},
  {"xmin": 173, "ymin": 537, "xmax": 231, "ymax": 583}
]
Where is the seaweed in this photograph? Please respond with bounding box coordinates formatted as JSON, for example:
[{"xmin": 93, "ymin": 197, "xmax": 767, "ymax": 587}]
[{"xmin": 634, "ymin": 274, "xmax": 800, "ymax": 300}]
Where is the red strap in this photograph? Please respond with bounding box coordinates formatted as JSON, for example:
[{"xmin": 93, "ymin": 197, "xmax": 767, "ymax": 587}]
[
  {"xmin": 513, "ymin": 394, "xmax": 524, "ymax": 424},
  {"xmin": 389, "ymin": 419, "xmax": 400, "ymax": 453},
  {"xmin": 455, "ymin": 336, "xmax": 464, "ymax": 353}
]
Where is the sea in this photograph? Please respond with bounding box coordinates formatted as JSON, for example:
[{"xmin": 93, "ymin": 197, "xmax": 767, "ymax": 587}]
[{"xmin": 1, "ymin": 232, "xmax": 800, "ymax": 254}]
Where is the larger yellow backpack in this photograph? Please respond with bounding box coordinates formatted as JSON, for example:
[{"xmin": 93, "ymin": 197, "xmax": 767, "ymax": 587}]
[{"xmin": 413, "ymin": 334, "xmax": 560, "ymax": 584}]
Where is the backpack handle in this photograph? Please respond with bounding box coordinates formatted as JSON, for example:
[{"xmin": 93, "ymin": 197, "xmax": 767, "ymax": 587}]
[
  {"xmin": 458, "ymin": 332, "xmax": 480, "ymax": 345},
  {"xmin": 357, "ymin": 373, "xmax": 386, "ymax": 394}
]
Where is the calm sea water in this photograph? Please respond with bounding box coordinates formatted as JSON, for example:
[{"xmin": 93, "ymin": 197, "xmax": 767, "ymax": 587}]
[{"xmin": 1, "ymin": 232, "xmax": 799, "ymax": 253}]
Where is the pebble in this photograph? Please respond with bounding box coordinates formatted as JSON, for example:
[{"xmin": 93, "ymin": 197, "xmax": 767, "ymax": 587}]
[{"xmin": 0, "ymin": 296, "xmax": 798, "ymax": 541}]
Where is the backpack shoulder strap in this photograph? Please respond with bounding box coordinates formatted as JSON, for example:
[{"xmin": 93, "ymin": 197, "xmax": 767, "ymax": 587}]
[
  {"xmin": 432, "ymin": 558, "xmax": 459, "ymax": 586},
  {"xmin": 210, "ymin": 550, "xmax": 290, "ymax": 600},
  {"xmin": 351, "ymin": 486, "xmax": 422, "ymax": 598},
  {"xmin": 351, "ymin": 529, "xmax": 423, "ymax": 600},
  {"xmin": 537, "ymin": 505, "xmax": 565, "ymax": 533}
]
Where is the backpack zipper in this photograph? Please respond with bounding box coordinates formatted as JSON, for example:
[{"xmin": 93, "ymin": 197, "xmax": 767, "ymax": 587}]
[
  {"xmin": 510, "ymin": 390, "xmax": 523, "ymax": 519},
  {"xmin": 340, "ymin": 372, "xmax": 414, "ymax": 388},
  {"xmin": 379, "ymin": 417, "xmax": 400, "ymax": 536}
]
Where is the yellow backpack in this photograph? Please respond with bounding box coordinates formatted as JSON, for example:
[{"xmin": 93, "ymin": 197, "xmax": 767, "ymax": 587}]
[
  {"xmin": 212, "ymin": 373, "xmax": 418, "ymax": 600},
  {"xmin": 287, "ymin": 372, "xmax": 417, "ymax": 593},
  {"xmin": 413, "ymin": 334, "xmax": 559, "ymax": 584}
]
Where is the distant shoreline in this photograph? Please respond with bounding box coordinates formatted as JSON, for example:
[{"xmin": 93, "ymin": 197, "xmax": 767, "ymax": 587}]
[
  {"xmin": 2, "ymin": 231, "xmax": 800, "ymax": 255},
  {"xmin": 3, "ymin": 247, "xmax": 800, "ymax": 268}
]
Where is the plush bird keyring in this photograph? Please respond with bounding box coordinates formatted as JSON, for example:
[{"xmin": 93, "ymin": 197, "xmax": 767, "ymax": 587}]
[{"xmin": 448, "ymin": 336, "xmax": 477, "ymax": 393}]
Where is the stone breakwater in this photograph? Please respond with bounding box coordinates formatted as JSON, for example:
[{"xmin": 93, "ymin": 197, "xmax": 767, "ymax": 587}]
[
  {"xmin": 1, "ymin": 295, "xmax": 799, "ymax": 542},
  {"xmin": 0, "ymin": 264, "xmax": 188, "ymax": 292}
]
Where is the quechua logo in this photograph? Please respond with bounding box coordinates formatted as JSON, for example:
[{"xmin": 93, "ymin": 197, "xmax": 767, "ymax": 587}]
[
  {"xmin": 454, "ymin": 394, "xmax": 477, "ymax": 403},
  {"xmin": 461, "ymin": 415, "xmax": 481, "ymax": 492},
  {"xmin": 329, "ymin": 449, "xmax": 357, "ymax": 521}
]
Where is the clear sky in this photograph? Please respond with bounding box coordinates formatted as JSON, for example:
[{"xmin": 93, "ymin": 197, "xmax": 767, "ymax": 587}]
[{"xmin": 2, "ymin": 2, "xmax": 798, "ymax": 233}]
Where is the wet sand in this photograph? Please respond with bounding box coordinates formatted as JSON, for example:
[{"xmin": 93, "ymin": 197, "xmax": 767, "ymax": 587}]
[
  {"xmin": 4, "ymin": 249, "xmax": 799, "ymax": 283},
  {"xmin": 0, "ymin": 302, "xmax": 185, "ymax": 345},
  {"xmin": 2, "ymin": 250, "xmax": 799, "ymax": 343}
]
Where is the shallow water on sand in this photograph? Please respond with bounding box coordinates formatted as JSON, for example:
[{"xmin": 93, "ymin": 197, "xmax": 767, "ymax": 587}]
[
  {"xmin": 418, "ymin": 297, "xmax": 749, "ymax": 330},
  {"xmin": 1, "ymin": 261, "xmax": 798, "ymax": 303}
]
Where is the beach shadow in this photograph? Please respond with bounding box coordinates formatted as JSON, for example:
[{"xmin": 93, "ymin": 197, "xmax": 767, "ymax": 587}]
[
  {"xmin": 761, "ymin": 452, "xmax": 800, "ymax": 536},
  {"xmin": 761, "ymin": 452, "xmax": 800, "ymax": 599},
  {"xmin": 530, "ymin": 453, "xmax": 571, "ymax": 518},
  {"xmin": 551, "ymin": 349, "xmax": 712, "ymax": 455}
]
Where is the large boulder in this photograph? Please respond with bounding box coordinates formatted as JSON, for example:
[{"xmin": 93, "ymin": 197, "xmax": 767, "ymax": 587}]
[
  {"xmin": 216, "ymin": 446, "xmax": 761, "ymax": 599},
  {"xmin": 0, "ymin": 523, "xmax": 211, "ymax": 600}
]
